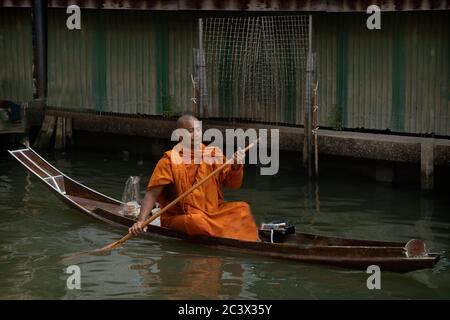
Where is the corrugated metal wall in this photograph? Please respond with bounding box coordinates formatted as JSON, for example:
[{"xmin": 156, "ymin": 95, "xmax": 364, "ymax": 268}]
[
  {"xmin": 47, "ymin": 10, "xmax": 449, "ymax": 136},
  {"xmin": 314, "ymin": 12, "xmax": 449, "ymax": 136},
  {"xmin": 47, "ymin": 9, "xmax": 196, "ymax": 115},
  {"xmin": 403, "ymin": 12, "xmax": 449, "ymax": 137},
  {"xmin": 0, "ymin": 8, "xmax": 33, "ymax": 103}
]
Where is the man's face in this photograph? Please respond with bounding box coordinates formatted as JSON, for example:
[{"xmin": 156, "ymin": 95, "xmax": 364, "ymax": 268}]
[{"xmin": 179, "ymin": 119, "xmax": 202, "ymax": 147}]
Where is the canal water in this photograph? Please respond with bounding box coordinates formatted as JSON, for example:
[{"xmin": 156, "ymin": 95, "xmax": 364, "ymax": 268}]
[{"xmin": 0, "ymin": 148, "xmax": 449, "ymax": 299}]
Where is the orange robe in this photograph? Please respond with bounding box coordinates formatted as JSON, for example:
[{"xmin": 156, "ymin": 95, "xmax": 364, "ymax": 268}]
[{"xmin": 147, "ymin": 145, "xmax": 259, "ymax": 242}]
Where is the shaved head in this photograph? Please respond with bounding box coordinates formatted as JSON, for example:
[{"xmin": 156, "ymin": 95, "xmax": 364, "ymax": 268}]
[
  {"xmin": 177, "ymin": 114, "xmax": 198, "ymax": 128},
  {"xmin": 175, "ymin": 114, "xmax": 202, "ymax": 148}
]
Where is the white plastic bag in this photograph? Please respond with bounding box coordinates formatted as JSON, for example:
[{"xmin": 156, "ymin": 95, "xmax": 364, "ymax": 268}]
[{"xmin": 120, "ymin": 176, "xmax": 141, "ymax": 217}]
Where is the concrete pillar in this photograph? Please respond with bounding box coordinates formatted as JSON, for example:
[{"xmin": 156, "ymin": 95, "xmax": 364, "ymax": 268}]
[
  {"xmin": 420, "ymin": 139, "xmax": 434, "ymax": 190},
  {"xmin": 375, "ymin": 161, "xmax": 394, "ymax": 183}
]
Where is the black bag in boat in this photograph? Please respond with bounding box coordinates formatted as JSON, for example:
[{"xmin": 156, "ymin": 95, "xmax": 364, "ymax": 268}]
[{"xmin": 258, "ymin": 220, "xmax": 295, "ymax": 243}]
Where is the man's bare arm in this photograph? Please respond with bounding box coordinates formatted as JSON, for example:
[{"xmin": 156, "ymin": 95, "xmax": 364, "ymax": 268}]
[{"xmin": 129, "ymin": 185, "xmax": 164, "ymax": 235}]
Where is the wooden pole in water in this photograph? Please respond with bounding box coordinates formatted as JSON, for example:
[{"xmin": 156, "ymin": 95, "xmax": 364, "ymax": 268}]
[
  {"xmin": 54, "ymin": 116, "xmax": 65, "ymax": 150},
  {"xmin": 303, "ymin": 15, "xmax": 313, "ymax": 177},
  {"xmin": 191, "ymin": 74, "xmax": 198, "ymax": 116},
  {"xmin": 198, "ymin": 18, "xmax": 206, "ymax": 118},
  {"xmin": 33, "ymin": 114, "xmax": 56, "ymax": 149},
  {"xmin": 312, "ymin": 81, "xmax": 319, "ymax": 177},
  {"xmin": 66, "ymin": 117, "xmax": 73, "ymax": 147}
]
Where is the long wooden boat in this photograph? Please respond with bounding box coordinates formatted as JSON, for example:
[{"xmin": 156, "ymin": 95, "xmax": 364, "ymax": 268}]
[{"xmin": 9, "ymin": 148, "xmax": 440, "ymax": 273}]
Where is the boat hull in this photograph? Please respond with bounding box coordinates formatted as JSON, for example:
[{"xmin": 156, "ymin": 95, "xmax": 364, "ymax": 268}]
[{"xmin": 9, "ymin": 148, "xmax": 440, "ymax": 273}]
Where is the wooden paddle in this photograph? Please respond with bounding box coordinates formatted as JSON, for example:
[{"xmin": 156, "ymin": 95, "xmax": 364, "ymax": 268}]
[{"xmin": 98, "ymin": 139, "xmax": 260, "ymax": 252}]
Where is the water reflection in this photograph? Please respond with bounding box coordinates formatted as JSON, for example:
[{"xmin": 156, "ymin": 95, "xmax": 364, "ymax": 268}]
[
  {"xmin": 131, "ymin": 254, "xmax": 252, "ymax": 299},
  {"xmin": 416, "ymin": 195, "xmax": 434, "ymax": 243},
  {"xmin": 1, "ymin": 150, "xmax": 450, "ymax": 299},
  {"xmin": 304, "ymin": 181, "xmax": 321, "ymax": 225},
  {"xmin": 22, "ymin": 171, "xmax": 32, "ymax": 205}
]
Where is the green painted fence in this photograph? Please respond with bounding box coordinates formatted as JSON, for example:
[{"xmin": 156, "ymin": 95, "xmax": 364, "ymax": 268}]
[
  {"xmin": 0, "ymin": 8, "xmax": 33, "ymax": 103},
  {"xmin": 46, "ymin": 10, "xmax": 449, "ymax": 136},
  {"xmin": 47, "ymin": 9, "xmax": 197, "ymax": 116},
  {"xmin": 314, "ymin": 12, "xmax": 449, "ymax": 136}
]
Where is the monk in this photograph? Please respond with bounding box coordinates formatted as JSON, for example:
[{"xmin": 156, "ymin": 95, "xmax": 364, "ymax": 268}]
[{"xmin": 129, "ymin": 114, "xmax": 259, "ymax": 242}]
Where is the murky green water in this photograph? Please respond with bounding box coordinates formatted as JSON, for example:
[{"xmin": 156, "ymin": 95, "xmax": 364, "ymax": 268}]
[{"xmin": 0, "ymin": 149, "xmax": 449, "ymax": 299}]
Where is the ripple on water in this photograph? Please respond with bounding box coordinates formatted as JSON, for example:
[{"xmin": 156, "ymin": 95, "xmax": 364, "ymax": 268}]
[{"xmin": 1, "ymin": 151, "xmax": 450, "ymax": 299}]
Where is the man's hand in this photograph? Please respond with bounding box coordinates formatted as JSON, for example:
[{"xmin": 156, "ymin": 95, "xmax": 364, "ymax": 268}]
[
  {"xmin": 129, "ymin": 221, "xmax": 148, "ymax": 236},
  {"xmin": 232, "ymin": 147, "xmax": 245, "ymax": 170}
]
